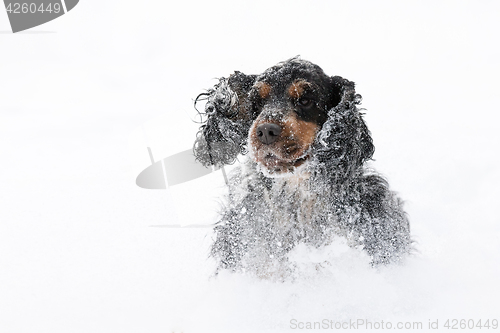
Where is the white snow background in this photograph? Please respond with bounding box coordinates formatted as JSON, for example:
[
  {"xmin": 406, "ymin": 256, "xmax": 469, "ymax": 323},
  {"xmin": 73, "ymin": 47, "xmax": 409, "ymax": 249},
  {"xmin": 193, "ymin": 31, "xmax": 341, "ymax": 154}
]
[{"xmin": 1, "ymin": 1, "xmax": 499, "ymax": 332}]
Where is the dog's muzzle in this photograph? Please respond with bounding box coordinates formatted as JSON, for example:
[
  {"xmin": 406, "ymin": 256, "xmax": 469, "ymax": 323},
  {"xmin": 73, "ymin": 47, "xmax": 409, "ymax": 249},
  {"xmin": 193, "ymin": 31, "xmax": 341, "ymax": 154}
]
[{"xmin": 256, "ymin": 123, "xmax": 282, "ymax": 145}]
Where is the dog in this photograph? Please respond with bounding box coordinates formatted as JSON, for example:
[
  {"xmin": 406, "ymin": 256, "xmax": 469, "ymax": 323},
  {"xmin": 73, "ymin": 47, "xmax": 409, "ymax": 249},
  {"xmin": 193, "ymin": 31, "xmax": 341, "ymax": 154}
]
[{"xmin": 193, "ymin": 57, "xmax": 411, "ymax": 278}]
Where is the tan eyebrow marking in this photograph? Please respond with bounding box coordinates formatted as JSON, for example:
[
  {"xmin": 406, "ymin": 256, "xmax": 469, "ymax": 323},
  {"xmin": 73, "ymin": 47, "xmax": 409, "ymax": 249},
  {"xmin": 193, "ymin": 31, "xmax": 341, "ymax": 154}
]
[
  {"xmin": 288, "ymin": 79, "xmax": 313, "ymax": 99},
  {"xmin": 255, "ymin": 82, "xmax": 271, "ymax": 99}
]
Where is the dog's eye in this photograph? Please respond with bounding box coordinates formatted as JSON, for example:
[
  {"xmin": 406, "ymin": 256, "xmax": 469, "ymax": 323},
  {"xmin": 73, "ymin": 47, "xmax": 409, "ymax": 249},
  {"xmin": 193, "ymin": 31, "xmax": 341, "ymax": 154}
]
[
  {"xmin": 249, "ymin": 100, "xmax": 264, "ymax": 119},
  {"xmin": 298, "ymin": 98, "xmax": 312, "ymax": 107}
]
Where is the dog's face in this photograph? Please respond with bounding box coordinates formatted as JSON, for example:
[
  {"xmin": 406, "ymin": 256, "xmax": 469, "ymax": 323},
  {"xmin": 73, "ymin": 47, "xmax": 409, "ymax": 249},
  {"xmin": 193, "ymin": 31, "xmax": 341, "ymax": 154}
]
[
  {"xmin": 247, "ymin": 61, "xmax": 339, "ymax": 176},
  {"xmin": 194, "ymin": 57, "xmax": 373, "ymax": 177}
]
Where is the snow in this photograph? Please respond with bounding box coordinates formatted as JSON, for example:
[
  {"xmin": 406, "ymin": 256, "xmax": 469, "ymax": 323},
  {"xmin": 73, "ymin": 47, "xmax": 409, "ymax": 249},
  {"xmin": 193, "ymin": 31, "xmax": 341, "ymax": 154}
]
[{"xmin": 1, "ymin": 0, "xmax": 499, "ymax": 332}]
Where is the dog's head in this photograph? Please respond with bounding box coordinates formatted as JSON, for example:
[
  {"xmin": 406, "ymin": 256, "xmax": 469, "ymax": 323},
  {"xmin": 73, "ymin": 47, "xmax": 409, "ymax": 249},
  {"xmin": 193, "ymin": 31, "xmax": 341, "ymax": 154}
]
[{"xmin": 194, "ymin": 57, "xmax": 374, "ymax": 178}]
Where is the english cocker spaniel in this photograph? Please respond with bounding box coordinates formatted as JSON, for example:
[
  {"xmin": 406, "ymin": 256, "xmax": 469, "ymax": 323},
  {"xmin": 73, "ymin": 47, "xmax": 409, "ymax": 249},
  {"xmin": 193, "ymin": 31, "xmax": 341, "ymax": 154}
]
[{"xmin": 193, "ymin": 57, "xmax": 411, "ymax": 278}]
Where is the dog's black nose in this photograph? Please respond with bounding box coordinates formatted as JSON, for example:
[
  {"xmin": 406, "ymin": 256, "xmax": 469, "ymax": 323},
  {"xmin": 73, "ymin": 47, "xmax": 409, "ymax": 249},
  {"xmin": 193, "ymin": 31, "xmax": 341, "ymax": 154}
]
[{"xmin": 256, "ymin": 123, "xmax": 282, "ymax": 145}]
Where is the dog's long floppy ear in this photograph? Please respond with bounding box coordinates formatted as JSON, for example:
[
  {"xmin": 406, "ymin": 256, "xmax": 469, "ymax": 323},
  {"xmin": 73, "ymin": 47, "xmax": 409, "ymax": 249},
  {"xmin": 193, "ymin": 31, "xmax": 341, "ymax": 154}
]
[
  {"xmin": 315, "ymin": 76, "xmax": 375, "ymax": 178},
  {"xmin": 194, "ymin": 71, "xmax": 257, "ymax": 168}
]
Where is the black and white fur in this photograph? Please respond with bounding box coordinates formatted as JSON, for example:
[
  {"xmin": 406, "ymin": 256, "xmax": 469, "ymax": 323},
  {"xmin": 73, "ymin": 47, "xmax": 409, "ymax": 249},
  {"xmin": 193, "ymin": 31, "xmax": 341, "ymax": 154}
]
[{"xmin": 194, "ymin": 57, "xmax": 411, "ymax": 278}]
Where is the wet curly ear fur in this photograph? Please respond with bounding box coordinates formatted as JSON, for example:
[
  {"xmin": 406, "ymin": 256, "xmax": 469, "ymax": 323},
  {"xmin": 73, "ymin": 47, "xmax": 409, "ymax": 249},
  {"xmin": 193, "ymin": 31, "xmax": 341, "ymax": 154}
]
[
  {"xmin": 313, "ymin": 76, "xmax": 375, "ymax": 181},
  {"xmin": 193, "ymin": 72, "xmax": 257, "ymax": 168}
]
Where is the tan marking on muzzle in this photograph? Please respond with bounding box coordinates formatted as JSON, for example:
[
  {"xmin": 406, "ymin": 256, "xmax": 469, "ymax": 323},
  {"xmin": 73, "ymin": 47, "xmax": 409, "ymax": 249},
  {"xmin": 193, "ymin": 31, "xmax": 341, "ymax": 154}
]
[{"xmin": 282, "ymin": 112, "xmax": 319, "ymax": 151}]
